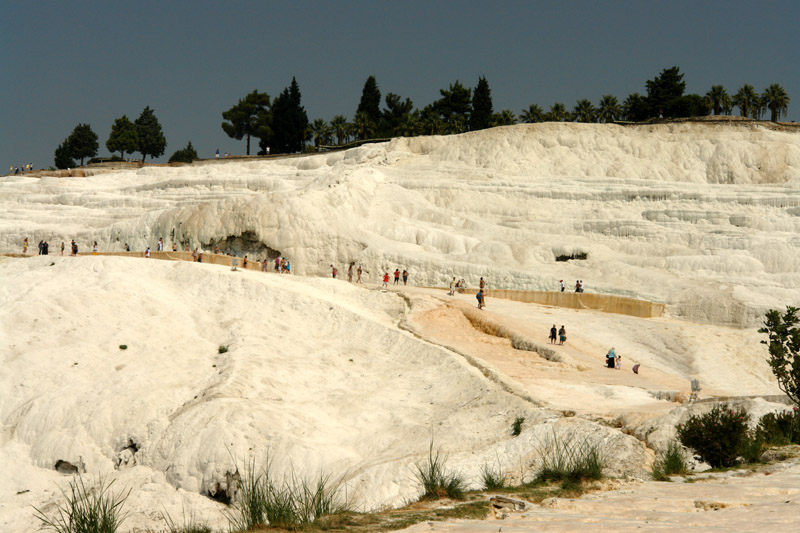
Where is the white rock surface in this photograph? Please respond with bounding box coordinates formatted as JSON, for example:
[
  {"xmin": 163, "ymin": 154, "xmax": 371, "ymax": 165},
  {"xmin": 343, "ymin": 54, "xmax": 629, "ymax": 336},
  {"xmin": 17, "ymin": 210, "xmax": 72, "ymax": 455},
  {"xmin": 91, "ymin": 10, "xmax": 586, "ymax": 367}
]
[{"xmin": 1, "ymin": 123, "xmax": 798, "ymax": 531}]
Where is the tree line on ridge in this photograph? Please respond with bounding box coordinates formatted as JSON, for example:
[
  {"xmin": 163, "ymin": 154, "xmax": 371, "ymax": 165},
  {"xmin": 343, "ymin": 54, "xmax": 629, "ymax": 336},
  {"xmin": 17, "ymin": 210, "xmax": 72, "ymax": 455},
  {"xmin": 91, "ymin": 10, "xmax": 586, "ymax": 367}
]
[{"xmin": 53, "ymin": 67, "xmax": 791, "ymax": 168}]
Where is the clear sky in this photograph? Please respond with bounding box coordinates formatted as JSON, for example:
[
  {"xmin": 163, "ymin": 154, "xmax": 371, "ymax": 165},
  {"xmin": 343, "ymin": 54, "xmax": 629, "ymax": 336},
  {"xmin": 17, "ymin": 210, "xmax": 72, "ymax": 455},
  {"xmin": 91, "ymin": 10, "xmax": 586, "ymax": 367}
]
[{"xmin": 2, "ymin": 0, "xmax": 798, "ymax": 169}]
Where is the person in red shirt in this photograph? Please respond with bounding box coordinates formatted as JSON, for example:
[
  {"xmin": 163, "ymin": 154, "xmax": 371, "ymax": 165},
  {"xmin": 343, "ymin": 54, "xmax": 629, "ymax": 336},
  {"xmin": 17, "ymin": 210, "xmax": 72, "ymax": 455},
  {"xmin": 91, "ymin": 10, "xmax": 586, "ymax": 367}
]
[
  {"xmin": 382, "ymin": 272, "xmax": 390, "ymax": 288},
  {"xmin": 393, "ymin": 269, "xmax": 400, "ymax": 285}
]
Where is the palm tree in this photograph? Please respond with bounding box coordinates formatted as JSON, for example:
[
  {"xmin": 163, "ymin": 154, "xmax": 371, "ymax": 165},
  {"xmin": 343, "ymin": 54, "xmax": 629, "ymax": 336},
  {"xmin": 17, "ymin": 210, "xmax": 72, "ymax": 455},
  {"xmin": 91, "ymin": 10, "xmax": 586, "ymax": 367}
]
[
  {"xmin": 732, "ymin": 84, "xmax": 760, "ymax": 119},
  {"xmin": 761, "ymin": 84, "xmax": 790, "ymax": 122},
  {"xmin": 572, "ymin": 99, "xmax": 596, "ymax": 123},
  {"xmin": 597, "ymin": 95, "xmax": 622, "ymax": 123},
  {"xmin": 705, "ymin": 85, "xmax": 732, "ymax": 115},
  {"xmin": 330, "ymin": 115, "xmax": 349, "ymax": 145},
  {"xmin": 520, "ymin": 104, "xmax": 544, "ymax": 123},
  {"xmin": 352, "ymin": 111, "xmax": 375, "ymax": 140},
  {"xmin": 492, "ymin": 109, "xmax": 517, "ymax": 126},
  {"xmin": 546, "ymin": 102, "xmax": 568, "ymax": 122},
  {"xmin": 622, "ymin": 92, "xmax": 647, "ymax": 121},
  {"xmin": 310, "ymin": 118, "xmax": 333, "ymax": 149}
]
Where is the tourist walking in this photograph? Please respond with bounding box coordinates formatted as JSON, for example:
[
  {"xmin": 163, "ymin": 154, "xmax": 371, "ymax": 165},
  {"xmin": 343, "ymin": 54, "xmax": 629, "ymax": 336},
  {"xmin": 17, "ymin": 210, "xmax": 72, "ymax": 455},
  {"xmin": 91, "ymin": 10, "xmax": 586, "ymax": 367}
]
[
  {"xmin": 61, "ymin": 241, "xmax": 65, "ymax": 255},
  {"xmin": 382, "ymin": 272, "xmax": 389, "ymax": 288},
  {"xmin": 231, "ymin": 255, "xmax": 239, "ymax": 271},
  {"xmin": 357, "ymin": 264, "xmax": 364, "ymax": 283},
  {"xmin": 479, "ymin": 277, "xmax": 485, "ymax": 290},
  {"xmin": 331, "ymin": 265, "xmax": 338, "ymax": 278},
  {"xmin": 558, "ymin": 325, "xmax": 566, "ymax": 345},
  {"xmin": 560, "ymin": 280, "xmax": 565, "ymax": 292},
  {"xmin": 23, "ymin": 237, "xmax": 28, "ymax": 254},
  {"xmin": 449, "ymin": 277, "xmax": 456, "ymax": 296},
  {"xmin": 476, "ymin": 289, "xmax": 485, "ymax": 309},
  {"xmin": 549, "ymin": 325, "xmax": 557, "ymax": 344},
  {"xmin": 145, "ymin": 247, "xmax": 150, "ymax": 258},
  {"xmin": 402, "ymin": 269, "xmax": 409, "ymax": 285},
  {"xmin": 348, "ymin": 263, "xmax": 354, "ymax": 283},
  {"xmin": 92, "ymin": 242, "xmax": 98, "ymax": 255},
  {"xmin": 393, "ymin": 269, "xmax": 400, "ymax": 285}
]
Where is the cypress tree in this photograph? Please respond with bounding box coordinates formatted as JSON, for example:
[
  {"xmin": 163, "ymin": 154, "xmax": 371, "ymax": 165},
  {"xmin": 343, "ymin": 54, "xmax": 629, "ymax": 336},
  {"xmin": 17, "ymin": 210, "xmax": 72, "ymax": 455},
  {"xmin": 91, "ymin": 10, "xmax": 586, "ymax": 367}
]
[
  {"xmin": 106, "ymin": 115, "xmax": 139, "ymax": 160},
  {"xmin": 134, "ymin": 106, "xmax": 167, "ymax": 162},
  {"xmin": 470, "ymin": 76, "xmax": 493, "ymax": 131},
  {"xmin": 356, "ymin": 75, "xmax": 381, "ymax": 136},
  {"xmin": 270, "ymin": 77, "xmax": 308, "ymax": 154}
]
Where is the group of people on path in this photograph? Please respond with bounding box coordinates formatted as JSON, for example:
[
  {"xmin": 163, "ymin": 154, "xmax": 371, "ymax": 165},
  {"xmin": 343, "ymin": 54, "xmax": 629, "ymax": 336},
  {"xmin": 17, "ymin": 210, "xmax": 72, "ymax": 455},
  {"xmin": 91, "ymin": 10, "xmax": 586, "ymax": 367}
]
[
  {"xmin": 447, "ymin": 276, "xmax": 487, "ymax": 309},
  {"xmin": 549, "ymin": 324, "xmax": 567, "ymax": 345},
  {"xmin": 23, "ymin": 237, "xmax": 78, "ymax": 256},
  {"xmin": 9, "ymin": 163, "xmax": 34, "ymax": 175}
]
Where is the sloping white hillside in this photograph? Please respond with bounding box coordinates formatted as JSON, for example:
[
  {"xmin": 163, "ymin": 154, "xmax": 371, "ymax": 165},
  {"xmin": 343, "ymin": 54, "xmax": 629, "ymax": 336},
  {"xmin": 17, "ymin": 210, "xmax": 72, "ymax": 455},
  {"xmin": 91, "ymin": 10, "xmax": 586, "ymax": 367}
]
[{"xmin": 2, "ymin": 123, "xmax": 799, "ymax": 327}]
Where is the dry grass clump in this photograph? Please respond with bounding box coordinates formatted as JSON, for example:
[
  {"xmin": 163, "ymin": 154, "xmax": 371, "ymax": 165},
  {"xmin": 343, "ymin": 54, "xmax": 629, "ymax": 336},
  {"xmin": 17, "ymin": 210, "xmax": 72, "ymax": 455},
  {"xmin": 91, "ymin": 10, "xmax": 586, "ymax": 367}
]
[{"xmin": 459, "ymin": 307, "xmax": 562, "ymax": 362}]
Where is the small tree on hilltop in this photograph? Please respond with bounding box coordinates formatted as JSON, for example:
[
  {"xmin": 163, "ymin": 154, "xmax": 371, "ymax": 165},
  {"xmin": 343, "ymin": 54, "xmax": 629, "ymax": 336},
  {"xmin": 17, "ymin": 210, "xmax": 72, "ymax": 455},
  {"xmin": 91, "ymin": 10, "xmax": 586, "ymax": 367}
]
[
  {"xmin": 67, "ymin": 123, "xmax": 99, "ymax": 166},
  {"xmin": 760, "ymin": 307, "xmax": 800, "ymax": 430},
  {"xmin": 106, "ymin": 115, "xmax": 139, "ymax": 160},
  {"xmin": 168, "ymin": 141, "xmax": 198, "ymax": 164},
  {"xmin": 54, "ymin": 140, "xmax": 75, "ymax": 169},
  {"xmin": 135, "ymin": 106, "xmax": 167, "ymax": 162}
]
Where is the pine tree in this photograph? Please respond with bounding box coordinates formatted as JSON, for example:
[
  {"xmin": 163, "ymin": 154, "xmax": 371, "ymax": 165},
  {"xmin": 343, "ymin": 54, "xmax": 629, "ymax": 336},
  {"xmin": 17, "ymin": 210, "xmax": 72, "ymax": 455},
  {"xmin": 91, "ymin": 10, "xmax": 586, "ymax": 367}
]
[
  {"xmin": 380, "ymin": 93, "xmax": 414, "ymax": 137},
  {"xmin": 356, "ymin": 75, "xmax": 381, "ymax": 136},
  {"xmin": 106, "ymin": 115, "xmax": 139, "ymax": 160},
  {"xmin": 221, "ymin": 90, "xmax": 271, "ymax": 155},
  {"xmin": 435, "ymin": 81, "xmax": 472, "ymax": 134},
  {"xmin": 135, "ymin": 106, "xmax": 167, "ymax": 162},
  {"xmin": 67, "ymin": 123, "xmax": 99, "ymax": 166},
  {"xmin": 470, "ymin": 76, "xmax": 493, "ymax": 131}
]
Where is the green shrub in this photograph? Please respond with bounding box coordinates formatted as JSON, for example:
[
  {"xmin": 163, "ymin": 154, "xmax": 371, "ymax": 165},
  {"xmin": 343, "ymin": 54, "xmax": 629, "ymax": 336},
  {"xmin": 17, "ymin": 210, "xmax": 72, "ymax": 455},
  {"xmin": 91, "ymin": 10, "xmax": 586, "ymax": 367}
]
[
  {"xmin": 536, "ymin": 431, "xmax": 605, "ymax": 483},
  {"xmin": 415, "ymin": 441, "xmax": 466, "ymax": 500},
  {"xmin": 226, "ymin": 455, "xmax": 349, "ymax": 531},
  {"xmin": 756, "ymin": 410, "xmax": 800, "ymax": 446},
  {"xmin": 33, "ymin": 476, "xmax": 130, "ymax": 533},
  {"xmin": 511, "ymin": 416, "xmax": 525, "ymax": 437},
  {"xmin": 169, "ymin": 141, "xmax": 198, "ymax": 164},
  {"xmin": 676, "ymin": 404, "xmax": 750, "ymax": 468},
  {"xmin": 119, "ymin": 345, "xmax": 128, "ymax": 350},
  {"xmin": 651, "ymin": 440, "xmax": 690, "ymax": 481},
  {"xmin": 218, "ymin": 345, "xmax": 228, "ymax": 354}
]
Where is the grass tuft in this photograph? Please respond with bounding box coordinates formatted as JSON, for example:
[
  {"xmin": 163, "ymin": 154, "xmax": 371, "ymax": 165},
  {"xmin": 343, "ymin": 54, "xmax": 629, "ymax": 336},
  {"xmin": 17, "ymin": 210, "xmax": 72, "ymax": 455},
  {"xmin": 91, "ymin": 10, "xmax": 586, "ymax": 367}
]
[
  {"xmin": 225, "ymin": 454, "xmax": 349, "ymax": 531},
  {"xmin": 162, "ymin": 507, "xmax": 214, "ymax": 533},
  {"xmin": 415, "ymin": 440, "xmax": 466, "ymax": 501},
  {"xmin": 33, "ymin": 476, "xmax": 130, "ymax": 533},
  {"xmin": 536, "ymin": 431, "xmax": 605, "ymax": 483},
  {"xmin": 651, "ymin": 440, "xmax": 690, "ymax": 481},
  {"xmin": 479, "ymin": 460, "xmax": 506, "ymax": 491}
]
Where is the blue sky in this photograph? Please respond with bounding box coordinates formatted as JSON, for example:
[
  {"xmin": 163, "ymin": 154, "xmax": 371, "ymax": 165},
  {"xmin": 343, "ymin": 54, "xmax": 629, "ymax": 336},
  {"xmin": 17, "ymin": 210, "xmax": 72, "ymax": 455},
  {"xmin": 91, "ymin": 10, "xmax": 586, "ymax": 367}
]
[{"xmin": 2, "ymin": 0, "xmax": 798, "ymax": 168}]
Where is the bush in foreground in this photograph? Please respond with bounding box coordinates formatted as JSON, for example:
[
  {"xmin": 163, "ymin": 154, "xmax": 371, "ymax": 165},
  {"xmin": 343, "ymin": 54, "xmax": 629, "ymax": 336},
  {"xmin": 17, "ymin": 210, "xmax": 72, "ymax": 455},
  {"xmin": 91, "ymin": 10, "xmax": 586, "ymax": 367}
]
[
  {"xmin": 676, "ymin": 404, "xmax": 749, "ymax": 468},
  {"xmin": 756, "ymin": 410, "xmax": 800, "ymax": 445},
  {"xmin": 33, "ymin": 476, "xmax": 130, "ymax": 533}
]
